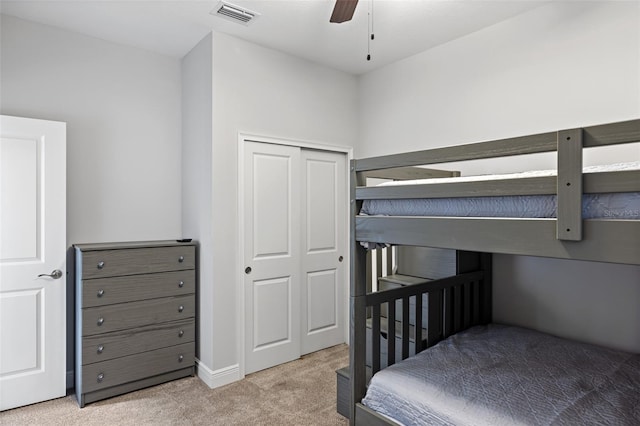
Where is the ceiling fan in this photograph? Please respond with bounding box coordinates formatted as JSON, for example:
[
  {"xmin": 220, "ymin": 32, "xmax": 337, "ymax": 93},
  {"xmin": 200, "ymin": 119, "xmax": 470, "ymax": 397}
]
[{"xmin": 330, "ymin": 0, "xmax": 359, "ymax": 23}]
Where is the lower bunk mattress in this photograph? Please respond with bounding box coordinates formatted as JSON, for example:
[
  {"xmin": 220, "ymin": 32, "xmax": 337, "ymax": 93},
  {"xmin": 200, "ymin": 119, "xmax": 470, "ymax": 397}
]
[{"xmin": 362, "ymin": 324, "xmax": 640, "ymax": 425}]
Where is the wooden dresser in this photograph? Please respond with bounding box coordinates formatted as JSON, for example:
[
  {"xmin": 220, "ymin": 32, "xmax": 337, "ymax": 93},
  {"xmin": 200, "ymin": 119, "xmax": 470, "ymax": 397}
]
[{"xmin": 73, "ymin": 240, "xmax": 196, "ymax": 407}]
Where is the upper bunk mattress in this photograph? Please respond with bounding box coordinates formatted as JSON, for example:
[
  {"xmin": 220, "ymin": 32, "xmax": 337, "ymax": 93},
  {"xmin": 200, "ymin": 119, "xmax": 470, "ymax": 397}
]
[
  {"xmin": 360, "ymin": 162, "xmax": 640, "ymax": 219},
  {"xmin": 362, "ymin": 324, "xmax": 640, "ymax": 426}
]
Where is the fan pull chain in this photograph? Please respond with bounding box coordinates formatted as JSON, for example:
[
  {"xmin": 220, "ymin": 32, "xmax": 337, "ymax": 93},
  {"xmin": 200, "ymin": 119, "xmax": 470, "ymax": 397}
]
[{"xmin": 367, "ymin": 0, "xmax": 374, "ymax": 61}]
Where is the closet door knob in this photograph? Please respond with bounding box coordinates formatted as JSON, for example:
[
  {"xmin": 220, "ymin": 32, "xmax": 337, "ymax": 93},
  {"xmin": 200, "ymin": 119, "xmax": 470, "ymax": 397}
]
[
  {"xmin": 97, "ymin": 317, "xmax": 104, "ymax": 326},
  {"xmin": 245, "ymin": 267, "xmax": 252, "ymax": 275},
  {"xmin": 97, "ymin": 373, "xmax": 104, "ymax": 382},
  {"xmin": 178, "ymin": 281, "xmax": 184, "ymax": 288},
  {"xmin": 97, "ymin": 289, "xmax": 105, "ymax": 298},
  {"xmin": 178, "ymin": 305, "xmax": 184, "ymax": 313},
  {"xmin": 338, "ymin": 256, "xmax": 344, "ymax": 262},
  {"xmin": 97, "ymin": 345, "xmax": 104, "ymax": 354},
  {"xmin": 178, "ymin": 330, "xmax": 184, "ymax": 337},
  {"xmin": 178, "ymin": 355, "xmax": 184, "ymax": 362},
  {"xmin": 178, "ymin": 256, "xmax": 185, "ymax": 263},
  {"xmin": 97, "ymin": 261, "xmax": 105, "ymax": 270}
]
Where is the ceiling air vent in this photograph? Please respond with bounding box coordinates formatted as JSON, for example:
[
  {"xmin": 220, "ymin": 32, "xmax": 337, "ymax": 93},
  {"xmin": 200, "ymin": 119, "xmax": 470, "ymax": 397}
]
[{"xmin": 212, "ymin": 1, "xmax": 260, "ymax": 26}]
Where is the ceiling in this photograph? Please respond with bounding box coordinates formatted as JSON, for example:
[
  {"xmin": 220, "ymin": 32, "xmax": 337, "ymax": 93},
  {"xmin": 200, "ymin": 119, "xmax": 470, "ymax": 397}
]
[{"xmin": 0, "ymin": 0, "xmax": 548, "ymax": 75}]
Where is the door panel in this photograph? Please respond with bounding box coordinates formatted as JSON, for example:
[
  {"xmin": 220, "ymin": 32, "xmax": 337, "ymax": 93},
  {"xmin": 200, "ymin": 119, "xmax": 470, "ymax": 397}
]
[
  {"xmin": 0, "ymin": 137, "xmax": 38, "ymax": 260},
  {"xmin": 306, "ymin": 159, "xmax": 336, "ymax": 252},
  {"xmin": 301, "ymin": 150, "xmax": 346, "ymax": 355},
  {"xmin": 253, "ymin": 154, "xmax": 292, "ymax": 258},
  {"xmin": 0, "ymin": 115, "xmax": 66, "ymax": 411},
  {"xmin": 253, "ymin": 277, "xmax": 292, "ymax": 348},
  {"xmin": 244, "ymin": 142, "xmax": 300, "ymax": 374},
  {"xmin": 306, "ymin": 269, "xmax": 337, "ymax": 333}
]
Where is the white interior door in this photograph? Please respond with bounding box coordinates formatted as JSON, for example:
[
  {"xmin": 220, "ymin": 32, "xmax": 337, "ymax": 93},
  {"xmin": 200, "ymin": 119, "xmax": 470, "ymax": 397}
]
[
  {"xmin": 0, "ymin": 115, "xmax": 66, "ymax": 411},
  {"xmin": 300, "ymin": 149, "xmax": 346, "ymax": 355},
  {"xmin": 244, "ymin": 141, "xmax": 301, "ymax": 374}
]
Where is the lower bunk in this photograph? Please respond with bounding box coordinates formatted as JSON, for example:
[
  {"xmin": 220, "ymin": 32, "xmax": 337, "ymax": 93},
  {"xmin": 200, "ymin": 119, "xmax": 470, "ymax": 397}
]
[
  {"xmin": 360, "ymin": 324, "xmax": 640, "ymax": 425},
  {"xmin": 345, "ymin": 250, "xmax": 640, "ymax": 425}
]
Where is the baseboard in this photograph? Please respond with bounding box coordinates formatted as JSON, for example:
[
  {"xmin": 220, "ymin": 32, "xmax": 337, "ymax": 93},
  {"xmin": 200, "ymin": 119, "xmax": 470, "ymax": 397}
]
[{"xmin": 195, "ymin": 359, "xmax": 241, "ymax": 389}]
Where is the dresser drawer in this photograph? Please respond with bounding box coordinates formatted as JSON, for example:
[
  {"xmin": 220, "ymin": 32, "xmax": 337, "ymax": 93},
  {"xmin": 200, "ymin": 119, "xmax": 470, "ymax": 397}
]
[
  {"xmin": 82, "ymin": 295, "xmax": 195, "ymax": 336},
  {"xmin": 81, "ymin": 245, "xmax": 195, "ymax": 279},
  {"xmin": 82, "ymin": 270, "xmax": 195, "ymax": 308},
  {"xmin": 81, "ymin": 343, "xmax": 194, "ymax": 394},
  {"xmin": 82, "ymin": 319, "xmax": 195, "ymax": 365}
]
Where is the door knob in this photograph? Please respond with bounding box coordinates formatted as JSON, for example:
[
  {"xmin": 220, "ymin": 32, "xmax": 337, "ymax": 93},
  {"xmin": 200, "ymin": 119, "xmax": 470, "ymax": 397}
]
[
  {"xmin": 245, "ymin": 267, "xmax": 252, "ymax": 274},
  {"xmin": 338, "ymin": 256, "xmax": 344, "ymax": 262},
  {"xmin": 38, "ymin": 269, "xmax": 63, "ymax": 279}
]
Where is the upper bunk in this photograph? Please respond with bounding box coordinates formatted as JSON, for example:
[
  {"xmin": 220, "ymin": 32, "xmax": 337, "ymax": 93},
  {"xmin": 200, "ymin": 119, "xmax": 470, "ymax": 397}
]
[{"xmin": 351, "ymin": 119, "xmax": 640, "ymax": 266}]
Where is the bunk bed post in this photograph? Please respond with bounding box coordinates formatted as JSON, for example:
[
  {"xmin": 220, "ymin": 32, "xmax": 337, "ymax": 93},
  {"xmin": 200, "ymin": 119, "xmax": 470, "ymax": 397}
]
[
  {"xmin": 350, "ymin": 160, "xmax": 368, "ymax": 425},
  {"xmin": 557, "ymin": 128, "xmax": 583, "ymax": 241}
]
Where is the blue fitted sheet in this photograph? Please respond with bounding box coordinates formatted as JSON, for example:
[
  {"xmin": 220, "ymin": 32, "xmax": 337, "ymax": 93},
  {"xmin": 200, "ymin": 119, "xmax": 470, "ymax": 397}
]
[
  {"xmin": 360, "ymin": 162, "xmax": 640, "ymax": 219},
  {"xmin": 362, "ymin": 324, "xmax": 640, "ymax": 426}
]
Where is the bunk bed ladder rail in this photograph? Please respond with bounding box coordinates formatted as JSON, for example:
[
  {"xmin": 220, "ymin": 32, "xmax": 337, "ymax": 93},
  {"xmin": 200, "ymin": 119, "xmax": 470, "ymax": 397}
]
[{"xmin": 365, "ymin": 270, "xmax": 488, "ymax": 377}]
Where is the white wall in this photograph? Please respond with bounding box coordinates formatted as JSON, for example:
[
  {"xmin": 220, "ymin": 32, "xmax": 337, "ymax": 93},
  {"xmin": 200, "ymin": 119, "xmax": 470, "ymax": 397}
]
[
  {"xmin": 357, "ymin": 1, "xmax": 640, "ymax": 351},
  {"xmin": 181, "ymin": 34, "xmax": 214, "ymax": 373},
  {"xmin": 0, "ymin": 15, "xmax": 182, "ymax": 244},
  {"xmin": 182, "ymin": 31, "xmax": 358, "ymax": 379}
]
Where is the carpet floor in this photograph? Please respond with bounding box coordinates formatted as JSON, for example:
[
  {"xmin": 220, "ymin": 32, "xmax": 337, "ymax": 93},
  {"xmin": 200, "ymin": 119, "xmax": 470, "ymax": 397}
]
[{"xmin": 0, "ymin": 344, "xmax": 349, "ymax": 426}]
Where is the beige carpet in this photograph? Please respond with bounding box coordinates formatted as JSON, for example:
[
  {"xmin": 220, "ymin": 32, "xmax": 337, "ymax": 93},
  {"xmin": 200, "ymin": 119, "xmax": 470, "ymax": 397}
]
[{"xmin": 0, "ymin": 344, "xmax": 349, "ymax": 426}]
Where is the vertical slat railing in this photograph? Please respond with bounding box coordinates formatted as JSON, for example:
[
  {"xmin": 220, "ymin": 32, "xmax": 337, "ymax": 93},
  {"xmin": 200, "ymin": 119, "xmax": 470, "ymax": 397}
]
[
  {"xmin": 443, "ymin": 287, "xmax": 452, "ymax": 339},
  {"xmin": 371, "ymin": 304, "xmax": 381, "ymax": 375},
  {"xmin": 427, "ymin": 290, "xmax": 442, "ymax": 347},
  {"xmin": 463, "ymin": 282, "xmax": 471, "ymax": 329},
  {"xmin": 387, "ymin": 301, "xmax": 396, "ymax": 367},
  {"xmin": 472, "ymin": 281, "xmax": 480, "ymax": 325},
  {"xmin": 402, "ymin": 297, "xmax": 410, "ymax": 360},
  {"xmin": 415, "ymin": 294, "xmax": 423, "ymax": 352},
  {"xmin": 453, "ymin": 285, "xmax": 462, "ymax": 333}
]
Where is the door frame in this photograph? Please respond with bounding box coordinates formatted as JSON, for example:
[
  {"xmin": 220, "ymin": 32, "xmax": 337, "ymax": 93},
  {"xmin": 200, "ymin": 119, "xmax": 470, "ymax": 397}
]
[{"xmin": 237, "ymin": 133, "xmax": 352, "ymax": 378}]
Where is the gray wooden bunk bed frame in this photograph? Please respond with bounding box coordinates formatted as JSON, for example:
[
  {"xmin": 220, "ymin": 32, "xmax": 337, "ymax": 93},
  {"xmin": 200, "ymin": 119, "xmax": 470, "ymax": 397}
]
[{"xmin": 348, "ymin": 118, "xmax": 640, "ymax": 425}]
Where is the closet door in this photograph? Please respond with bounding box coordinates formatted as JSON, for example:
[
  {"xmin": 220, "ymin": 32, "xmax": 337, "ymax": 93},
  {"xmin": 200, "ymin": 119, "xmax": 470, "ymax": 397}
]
[
  {"xmin": 300, "ymin": 149, "xmax": 346, "ymax": 355},
  {"xmin": 243, "ymin": 142, "xmax": 301, "ymax": 374}
]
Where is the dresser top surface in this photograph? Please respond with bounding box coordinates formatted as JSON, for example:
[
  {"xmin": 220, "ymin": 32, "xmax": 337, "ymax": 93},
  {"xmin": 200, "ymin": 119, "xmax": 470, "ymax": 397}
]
[{"xmin": 74, "ymin": 240, "xmax": 195, "ymax": 251}]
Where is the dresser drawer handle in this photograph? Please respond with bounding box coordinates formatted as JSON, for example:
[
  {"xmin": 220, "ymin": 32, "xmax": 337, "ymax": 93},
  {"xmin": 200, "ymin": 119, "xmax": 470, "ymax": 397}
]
[
  {"xmin": 178, "ymin": 330, "xmax": 184, "ymax": 338},
  {"xmin": 178, "ymin": 355, "xmax": 184, "ymax": 363},
  {"xmin": 97, "ymin": 289, "xmax": 105, "ymax": 298},
  {"xmin": 178, "ymin": 305, "xmax": 184, "ymax": 313},
  {"xmin": 97, "ymin": 317, "xmax": 104, "ymax": 326},
  {"xmin": 97, "ymin": 373, "xmax": 104, "ymax": 382},
  {"xmin": 97, "ymin": 261, "xmax": 105, "ymax": 270},
  {"xmin": 178, "ymin": 281, "xmax": 184, "ymax": 288},
  {"xmin": 178, "ymin": 256, "xmax": 185, "ymax": 263},
  {"xmin": 97, "ymin": 345, "xmax": 104, "ymax": 354}
]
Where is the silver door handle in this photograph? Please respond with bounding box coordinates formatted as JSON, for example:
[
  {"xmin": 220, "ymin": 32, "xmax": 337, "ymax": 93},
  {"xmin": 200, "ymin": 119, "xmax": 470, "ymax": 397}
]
[{"xmin": 38, "ymin": 269, "xmax": 63, "ymax": 279}]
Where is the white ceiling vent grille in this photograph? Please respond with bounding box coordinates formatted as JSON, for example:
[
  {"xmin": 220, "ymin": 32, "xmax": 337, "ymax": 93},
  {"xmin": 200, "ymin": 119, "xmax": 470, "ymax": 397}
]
[{"xmin": 212, "ymin": 2, "xmax": 260, "ymax": 26}]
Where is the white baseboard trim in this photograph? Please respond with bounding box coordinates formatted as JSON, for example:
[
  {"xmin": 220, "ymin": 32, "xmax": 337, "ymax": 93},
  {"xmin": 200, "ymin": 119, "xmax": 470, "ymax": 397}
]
[{"xmin": 196, "ymin": 359, "xmax": 242, "ymax": 389}]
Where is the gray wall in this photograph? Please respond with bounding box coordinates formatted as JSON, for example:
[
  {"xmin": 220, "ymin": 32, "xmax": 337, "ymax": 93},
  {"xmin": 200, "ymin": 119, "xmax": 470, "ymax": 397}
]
[
  {"xmin": 1, "ymin": 14, "xmax": 183, "ymax": 387},
  {"xmin": 356, "ymin": 1, "xmax": 640, "ymax": 352},
  {"xmin": 1, "ymin": 15, "xmax": 183, "ymax": 245}
]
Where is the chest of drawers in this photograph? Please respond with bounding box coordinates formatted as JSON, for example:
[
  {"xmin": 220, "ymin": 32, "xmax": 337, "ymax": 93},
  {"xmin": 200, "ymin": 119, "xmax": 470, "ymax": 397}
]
[{"xmin": 74, "ymin": 240, "xmax": 196, "ymax": 407}]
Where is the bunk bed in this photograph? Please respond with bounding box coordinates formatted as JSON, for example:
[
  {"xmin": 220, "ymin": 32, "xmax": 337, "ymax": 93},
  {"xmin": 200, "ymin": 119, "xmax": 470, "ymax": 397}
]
[{"xmin": 347, "ymin": 119, "xmax": 640, "ymax": 425}]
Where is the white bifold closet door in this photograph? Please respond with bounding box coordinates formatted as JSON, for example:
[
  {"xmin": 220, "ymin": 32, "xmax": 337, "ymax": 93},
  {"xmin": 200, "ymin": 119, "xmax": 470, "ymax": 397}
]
[{"xmin": 243, "ymin": 141, "xmax": 345, "ymax": 374}]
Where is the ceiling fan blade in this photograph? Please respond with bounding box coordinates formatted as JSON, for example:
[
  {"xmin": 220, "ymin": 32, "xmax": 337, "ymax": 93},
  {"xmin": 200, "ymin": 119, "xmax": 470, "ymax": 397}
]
[{"xmin": 330, "ymin": 0, "xmax": 358, "ymax": 23}]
